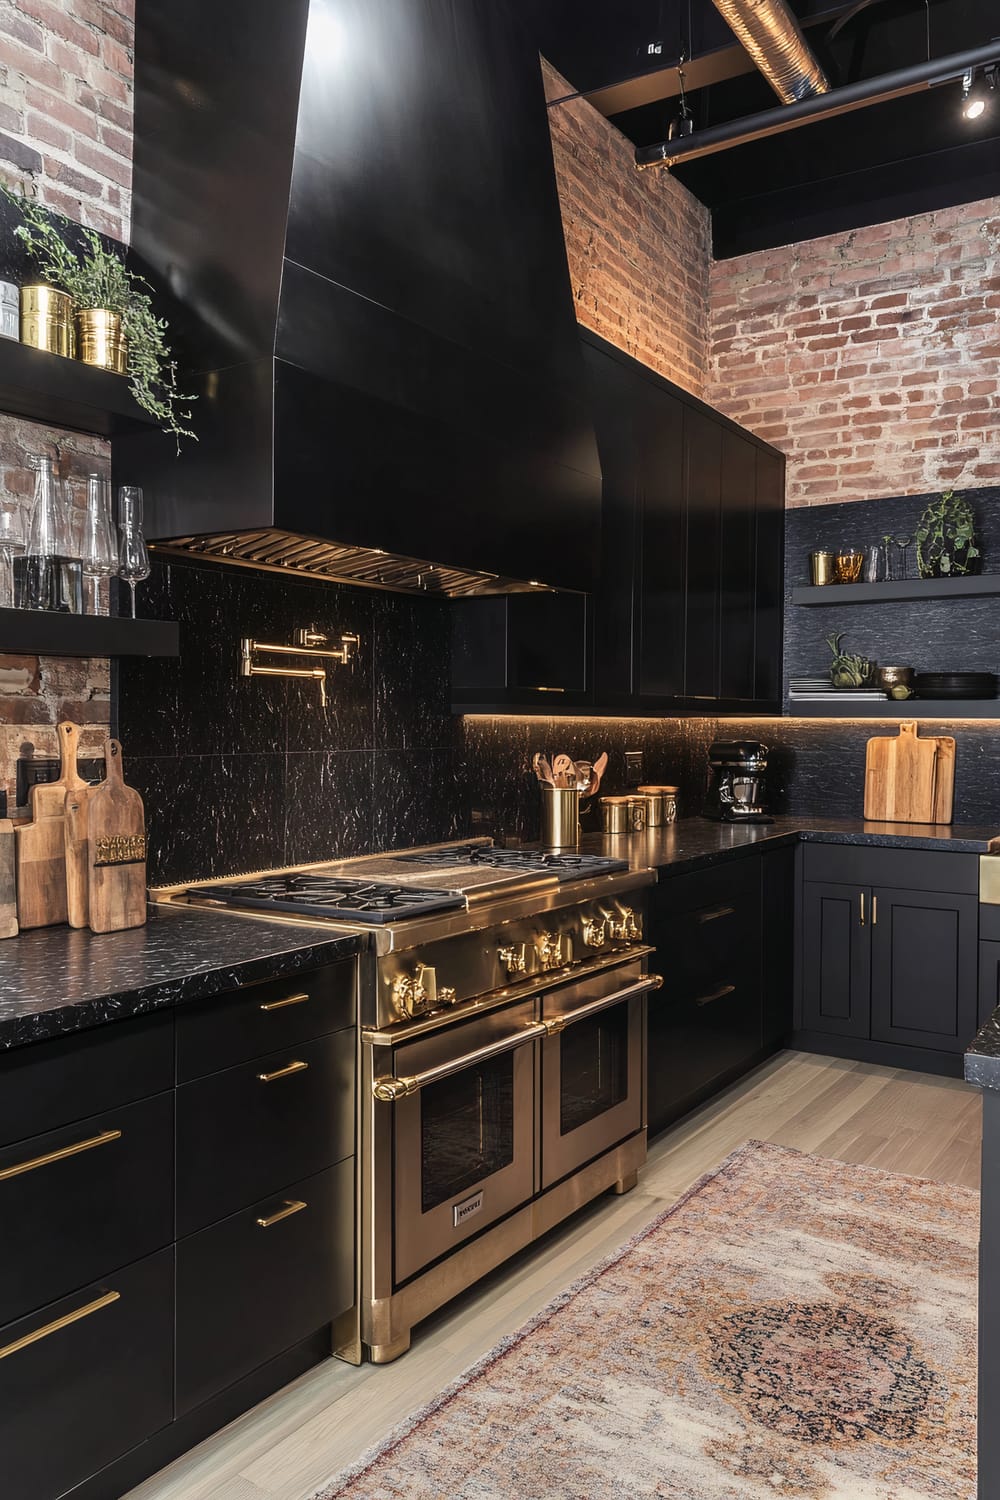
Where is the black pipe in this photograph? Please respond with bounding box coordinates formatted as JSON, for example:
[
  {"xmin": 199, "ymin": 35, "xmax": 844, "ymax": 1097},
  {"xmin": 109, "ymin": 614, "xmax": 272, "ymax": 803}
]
[{"xmin": 635, "ymin": 40, "xmax": 1000, "ymax": 168}]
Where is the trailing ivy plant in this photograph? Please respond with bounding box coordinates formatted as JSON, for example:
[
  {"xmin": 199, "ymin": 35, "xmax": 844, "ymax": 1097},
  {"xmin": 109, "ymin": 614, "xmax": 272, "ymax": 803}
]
[
  {"xmin": 4, "ymin": 189, "xmax": 195, "ymax": 447},
  {"xmin": 915, "ymin": 490, "xmax": 979, "ymax": 578}
]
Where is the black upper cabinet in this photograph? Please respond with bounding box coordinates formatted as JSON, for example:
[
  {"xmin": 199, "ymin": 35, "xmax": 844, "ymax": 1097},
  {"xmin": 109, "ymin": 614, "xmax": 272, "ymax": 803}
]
[
  {"xmin": 127, "ymin": 0, "xmax": 602, "ymax": 592},
  {"xmin": 452, "ymin": 593, "xmax": 590, "ymax": 706},
  {"xmin": 583, "ymin": 330, "xmax": 785, "ymax": 713}
]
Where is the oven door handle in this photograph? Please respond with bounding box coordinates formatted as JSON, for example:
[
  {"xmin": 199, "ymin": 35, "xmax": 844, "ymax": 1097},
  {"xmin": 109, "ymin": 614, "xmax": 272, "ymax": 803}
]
[
  {"xmin": 371, "ymin": 1020, "xmax": 550, "ymax": 1102},
  {"xmin": 543, "ymin": 972, "xmax": 664, "ymax": 1036}
]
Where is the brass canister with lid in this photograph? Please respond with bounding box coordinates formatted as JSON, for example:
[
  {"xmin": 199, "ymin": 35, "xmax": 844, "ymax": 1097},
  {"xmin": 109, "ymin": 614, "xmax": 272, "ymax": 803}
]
[
  {"xmin": 637, "ymin": 785, "xmax": 679, "ymax": 825},
  {"xmin": 20, "ymin": 285, "xmax": 75, "ymax": 358},
  {"xmin": 600, "ymin": 795, "xmax": 646, "ymax": 835}
]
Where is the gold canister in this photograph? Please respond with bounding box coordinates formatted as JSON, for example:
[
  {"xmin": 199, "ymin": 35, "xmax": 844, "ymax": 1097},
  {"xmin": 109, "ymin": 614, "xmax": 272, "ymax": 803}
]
[
  {"xmin": 600, "ymin": 796, "xmax": 646, "ymax": 835},
  {"xmin": 20, "ymin": 285, "xmax": 75, "ymax": 358},
  {"xmin": 540, "ymin": 786, "xmax": 580, "ymax": 851},
  {"xmin": 809, "ymin": 550, "xmax": 836, "ymax": 586},
  {"xmin": 637, "ymin": 785, "xmax": 680, "ymax": 826},
  {"xmin": 76, "ymin": 308, "xmax": 127, "ymax": 374}
]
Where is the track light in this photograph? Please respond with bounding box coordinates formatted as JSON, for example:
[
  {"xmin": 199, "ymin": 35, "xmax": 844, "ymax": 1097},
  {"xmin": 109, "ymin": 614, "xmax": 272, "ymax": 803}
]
[{"xmin": 961, "ymin": 67, "xmax": 996, "ymax": 120}]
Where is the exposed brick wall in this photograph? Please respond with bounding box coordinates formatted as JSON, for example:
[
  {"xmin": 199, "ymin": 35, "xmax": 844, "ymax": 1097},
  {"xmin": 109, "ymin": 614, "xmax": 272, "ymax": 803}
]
[
  {"xmin": 0, "ymin": 0, "xmax": 133, "ymax": 239},
  {"xmin": 708, "ymin": 201, "xmax": 1000, "ymax": 507},
  {"xmin": 543, "ymin": 60, "xmax": 712, "ymax": 398}
]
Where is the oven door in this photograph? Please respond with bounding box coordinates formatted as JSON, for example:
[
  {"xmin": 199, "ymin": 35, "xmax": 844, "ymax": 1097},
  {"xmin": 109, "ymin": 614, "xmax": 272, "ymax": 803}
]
[
  {"xmin": 381, "ymin": 998, "xmax": 540, "ymax": 1286},
  {"xmin": 540, "ymin": 959, "xmax": 661, "ymax": 1191}
]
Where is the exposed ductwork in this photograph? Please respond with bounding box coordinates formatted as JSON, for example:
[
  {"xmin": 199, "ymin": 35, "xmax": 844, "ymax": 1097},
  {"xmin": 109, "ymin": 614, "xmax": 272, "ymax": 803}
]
[{"xmin": 711, "ymin": 0, "xmax": 829, "ymax": 103}]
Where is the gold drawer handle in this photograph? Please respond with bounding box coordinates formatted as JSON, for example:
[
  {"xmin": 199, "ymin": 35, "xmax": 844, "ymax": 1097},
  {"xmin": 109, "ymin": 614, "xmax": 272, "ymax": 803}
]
[
  {"xmin": 256, "ymin": 1198, "xmax": 307, "ymax": 1229},
  {"xmin": 0, "ymin": 1128, "xmax": 122, "ymax": 1183},
  {"xmin": 698, "ymin": 905, "xmax": 735, "ymax": 923},
  {"xmin": 0, "ymin": 1290, "xmax": 120, "ymax": 1362},
  {"xmin": 695, "ymin": 983, "xmax": 736, "ymax": 1007},
  {"xmin": 256, "ymin": 1060, "xmax": 309, "ymax": 1083},
  {"xmin": 260, "ymin": 991, "xmax": 310, "ymax": 1012}
]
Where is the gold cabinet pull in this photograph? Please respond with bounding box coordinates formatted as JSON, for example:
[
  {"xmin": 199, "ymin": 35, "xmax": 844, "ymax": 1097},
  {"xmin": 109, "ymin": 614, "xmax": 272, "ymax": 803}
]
[
  {"xmin": 256, "ymin": 1059, "xmax": 309, "ymax": 1083},
  {"xmin": 872, "ymin": 895, "xmax": 878, "ymax": 925},
  {"xmin": 859, "ymin": 892, "xmax": 866, "ymax": 927},
  {"xmin": 0, "ymin": 1128, "xmax": 122, "ymax": 1183},
  {"xmin": 256, "ymin": 1198, "xmax": 307, "ymax": 1229},
  {"xmin": 694, "ymin": 983, "xmax": 736, "ymax": 1007},
  {"xmin": 698, "ymin": 905, "xmax": 735, "ymax": 924},
  {"xmin": 0, "ymin": 1290, "xmax": 120, "ymax": 1362},
  {"xmin": 259, "ymin": 991, "xmax": 309, "ymax": 1012}
]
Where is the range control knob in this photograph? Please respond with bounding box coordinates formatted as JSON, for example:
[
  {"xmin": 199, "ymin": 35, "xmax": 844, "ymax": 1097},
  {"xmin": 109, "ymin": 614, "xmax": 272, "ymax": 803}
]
[
  {"xmin": 498, "ymin": 943, "xmax": 527, "ymax": 977},
  {"xmin": 391, "ymin": 964, "xmax": 454, "ymax": 1017},
  {"xmin": 581, "ymin": 915, "xmax": 607, "ymax": 949},
  {"xmin": 536, "ymin": 931, "xmax": 566, "ymax": 970},
  {"xmin": 608, "ymin": 906, "xmax": 640, "ymax": 943}
]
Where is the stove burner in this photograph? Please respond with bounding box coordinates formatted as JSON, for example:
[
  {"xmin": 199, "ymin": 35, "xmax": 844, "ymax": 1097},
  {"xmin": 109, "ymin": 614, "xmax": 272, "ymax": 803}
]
[
  {"xmin": 186, "ymin": 874, "xmax": 465, "ymax": 924},
  {"xmin": 395, "ymin": 845, "xmax": 630, "ymax": 879}
]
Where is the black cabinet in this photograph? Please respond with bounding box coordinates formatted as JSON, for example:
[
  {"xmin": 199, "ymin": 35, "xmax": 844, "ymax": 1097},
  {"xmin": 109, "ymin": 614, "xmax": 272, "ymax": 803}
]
[
  {"xmin": 451, "ymin": 592, "xmax": 591, "ymax": 707},
  {"xmin": 798, "ymin": 847, "xmax": 980, "ymax": 1062},
  {"xmin": 582, "ymin": 329, "xmax": 785, "ymax": 714},
  {"xmin": 980, "ymin": 941, "xmax": 1000, "ymax": 1027},
  {"xmin": 762, "ymin": 844, "xmax": 796, "ymax": 1049},
  {"xmin": 647, "ymin": 857, "xmax": 772, "ymax": 1134}
]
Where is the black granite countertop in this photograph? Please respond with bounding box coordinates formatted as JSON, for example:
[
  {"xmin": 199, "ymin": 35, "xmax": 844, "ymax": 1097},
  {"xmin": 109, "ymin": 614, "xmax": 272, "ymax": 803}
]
[
  {"xmin": 575, "ymin": 814, "xmax": 1000, "ymax": 876},
  {"xmin": 965, "ymin": 1012, "xmax": 1000, "ymax": 1091},
  {"xmin": 0, "ymin": 905, "xmax": 364, "ymax": 1051}
]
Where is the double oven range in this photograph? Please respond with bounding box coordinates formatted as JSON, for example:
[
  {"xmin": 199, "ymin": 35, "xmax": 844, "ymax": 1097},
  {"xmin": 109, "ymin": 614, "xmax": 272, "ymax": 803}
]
[{"xmin": 159, "ymin": 840, "xmax": 661, "ymax": 1363}]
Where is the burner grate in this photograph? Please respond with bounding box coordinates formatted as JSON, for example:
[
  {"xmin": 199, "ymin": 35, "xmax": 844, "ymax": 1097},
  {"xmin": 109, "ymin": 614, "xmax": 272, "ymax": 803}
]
[
  {"xmin": 186, "ymin": 873, "xmax": 465, "ymax": 924},
  {"xmin": 395, "ymin": 846, "xmax": 629, "ymax": 879}
]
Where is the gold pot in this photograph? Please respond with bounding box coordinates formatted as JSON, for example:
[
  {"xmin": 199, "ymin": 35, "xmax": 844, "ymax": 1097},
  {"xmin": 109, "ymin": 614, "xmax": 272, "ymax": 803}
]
[
  {"xmin": 75, "ymin": 308, "xmax": 127, "ymax": 374},
  {"xmin": 20, "ymin": 285, "xmax": 75, "ymax": 358}
]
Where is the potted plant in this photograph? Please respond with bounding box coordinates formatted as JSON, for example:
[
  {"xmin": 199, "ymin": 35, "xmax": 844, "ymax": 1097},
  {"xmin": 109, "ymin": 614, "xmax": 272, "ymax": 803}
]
[
  {"xmin": 915, "ymin": 490, "xmax": 980, "ymax": 578},
  {"xmin": 827, "ymin": 633, "xmax": 877, "ymax": 688},
  {"xmin": 5, "ymin": 191, "xmax": 195, "ymax": 446}
]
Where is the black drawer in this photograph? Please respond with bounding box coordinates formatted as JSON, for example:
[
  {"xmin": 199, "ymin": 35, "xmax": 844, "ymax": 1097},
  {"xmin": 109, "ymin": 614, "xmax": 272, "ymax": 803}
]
[
  {"xmin": 0, "ymin": 1091, "xmax": 174, "ymax": 1328},
  {"xmin": 176, "ymin": 960, "xmax": 356, "ymax": 1083},
  {"xmin": 0, "ymin": 1011, "xmax": 173, "ymax": 1150},
  {"xmin": 176, "ymin": 1030, "xmax": 355, "ymax": 1236},
  {"xmin": 0, "ymin": 1248, "xmax": 173, "ymax": 1500},
  {"xmin": 655, "ymin": 854, "xmax": 760, "ymax": 918},
  {"xmin": 981, "ymin": 904, "xmax": 1000, "ymax": 943},
  {"xmin": 801, "ymin": 843, "xmax": 979, "ymax": 895},
  {"xmin": 176, "ymin": 1160, "xmax": 352, "ymax": 1415}
]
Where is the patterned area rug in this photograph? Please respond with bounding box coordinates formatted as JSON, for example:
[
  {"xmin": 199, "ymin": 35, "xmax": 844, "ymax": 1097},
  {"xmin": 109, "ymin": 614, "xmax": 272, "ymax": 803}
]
[{"xmin": 312, "ymin": 1142, "xmax": 978, "ymax": 1499}]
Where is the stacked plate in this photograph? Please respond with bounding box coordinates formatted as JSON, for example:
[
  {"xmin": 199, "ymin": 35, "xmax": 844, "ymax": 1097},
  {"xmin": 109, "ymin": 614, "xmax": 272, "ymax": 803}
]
[{"xmin": 913, "ymin": 672, "xmax": 997, "ymax": 700}]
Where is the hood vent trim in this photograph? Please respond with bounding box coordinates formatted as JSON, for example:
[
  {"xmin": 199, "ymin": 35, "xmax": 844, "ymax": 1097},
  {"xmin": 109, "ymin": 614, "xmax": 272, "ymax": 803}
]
[{"xmin": 152, "ymin": 530, "xmax": 560, "ymax": 599}]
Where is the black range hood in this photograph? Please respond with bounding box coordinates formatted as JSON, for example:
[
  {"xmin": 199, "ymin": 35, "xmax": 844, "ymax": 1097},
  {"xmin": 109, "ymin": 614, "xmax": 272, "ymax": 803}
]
[{"xmin": 121, "ymin": 0, "xmax": 601, "ymax": 596}]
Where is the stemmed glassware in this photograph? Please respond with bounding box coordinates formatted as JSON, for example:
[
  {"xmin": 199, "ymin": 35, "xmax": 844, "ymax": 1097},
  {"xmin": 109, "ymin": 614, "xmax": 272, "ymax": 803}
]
[
  {"xmin": 117, "ymin": 485, "xmax": 150, "ymax": 619},
  {"xmin": 0, "ymin": 507, "xmax": 25, "ymax": 607},
  {"xmin": 79, "ymin": 474, "xmax": 118, "ymax": 614}
]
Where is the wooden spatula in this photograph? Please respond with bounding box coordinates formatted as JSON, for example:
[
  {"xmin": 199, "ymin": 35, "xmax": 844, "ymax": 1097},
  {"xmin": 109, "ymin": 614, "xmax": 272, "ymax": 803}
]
[
  {"xmin": 15, "ymin": 720, "xmax": 88, "ymax": 929},
  {"xmin": 86, "ymin": 739, "xmax": 147, "ymax": 934},
  {"xmin": 0, "ymin": 819, "xmax": 17, "ymax": 939}
]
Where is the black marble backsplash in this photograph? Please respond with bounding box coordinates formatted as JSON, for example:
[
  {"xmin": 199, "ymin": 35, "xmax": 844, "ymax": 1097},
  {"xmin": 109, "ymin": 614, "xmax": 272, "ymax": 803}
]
[{"xmin": 117, "ymin": 557, "xmax": 463, "ymax": 885}]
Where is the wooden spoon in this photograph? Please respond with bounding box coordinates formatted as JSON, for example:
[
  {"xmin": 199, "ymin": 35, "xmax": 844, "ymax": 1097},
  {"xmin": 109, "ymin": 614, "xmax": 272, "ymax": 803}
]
[
  {"xmin": 552, "ymin": 754, "xmax": 574, "ymax": 789},
  {"xmin": 590, "ymin": 751, "xmax": 608, "ymax": 796},
  {"xmin": 534, "ymin": 753, "xmax": 555, "ymax": 786}
]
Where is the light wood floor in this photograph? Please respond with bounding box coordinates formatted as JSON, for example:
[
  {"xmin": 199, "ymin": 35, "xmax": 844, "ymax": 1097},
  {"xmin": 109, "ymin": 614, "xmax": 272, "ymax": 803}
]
[{"xmin": 126, "ymin": 1050, "xmax": 982, "ymax": 1500}]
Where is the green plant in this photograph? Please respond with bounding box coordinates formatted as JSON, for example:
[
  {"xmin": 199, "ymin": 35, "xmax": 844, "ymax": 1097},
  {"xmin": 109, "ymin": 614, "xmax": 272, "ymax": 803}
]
[
  {"xmin": 826, "ymin": 632, "xmax": 876, "ymax": 689},
  {"xmin": 915, "ymin": 490, "xmax": 979, "ymax": 578},
  {"xmin": 5, "ymin": 190, "xmax": 195, "ymax": 447}
]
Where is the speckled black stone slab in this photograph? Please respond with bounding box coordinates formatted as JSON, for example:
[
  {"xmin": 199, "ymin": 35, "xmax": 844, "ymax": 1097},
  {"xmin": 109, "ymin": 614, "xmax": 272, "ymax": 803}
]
[
  {"xmin": 965, "ymin": 1012, "xmax": 1000, "ymax": 1092},
  {"xmin": 0, "ymin": 906, "xmax": 363, "ymax": 1051}
]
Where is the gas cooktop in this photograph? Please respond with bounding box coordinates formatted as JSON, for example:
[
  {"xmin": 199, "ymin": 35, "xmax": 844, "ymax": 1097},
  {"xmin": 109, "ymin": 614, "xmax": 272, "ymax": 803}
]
[
  {"xmin": 185, "ymin": 874, "xmax": 465, "ymax": 925},
  {"xmin": 395, "ymin": 845, "xmax": 629, "ymax": 880}
]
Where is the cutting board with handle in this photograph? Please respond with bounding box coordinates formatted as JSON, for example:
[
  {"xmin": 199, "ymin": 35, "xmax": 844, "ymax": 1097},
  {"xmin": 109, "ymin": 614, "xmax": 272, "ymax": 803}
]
[
  {"xmin": 0, "ymin": 819, "xmax": 17, "ymax": 939},
  {"xmin": 86, "ymin": 739, "xmax": 147, "ymax": 933},
  {"xmin": 864, "ymin": 721, "xmax": 955, "ymax": 824},
  {"xmin": 15, "ymin": 720, "xmax": 88, "ymax": 929}
]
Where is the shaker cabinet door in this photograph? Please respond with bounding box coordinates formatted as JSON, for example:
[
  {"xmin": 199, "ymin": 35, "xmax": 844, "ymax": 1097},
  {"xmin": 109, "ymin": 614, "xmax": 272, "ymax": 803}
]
[
  {"xmin": 800, "ymin": 882, "xmax": 871, "ymax": 1039},
  {"xmin": 718, "ymin": 427, "xmax": 757, "ymax": 702},
  {"xmin": 869, "ymin": 887, "xmax": 978, "ymax": 1053}
]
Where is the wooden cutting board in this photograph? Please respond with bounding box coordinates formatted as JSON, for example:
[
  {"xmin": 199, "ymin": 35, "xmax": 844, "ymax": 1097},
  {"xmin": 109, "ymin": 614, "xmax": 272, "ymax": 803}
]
[
  {"xmin": 15, "ymin": 720, "xmax": 88, "ymax": 929},
  {"xmin": 86, "ymin": 739, "xmax": 147, "ymax": 934},
  {"xmin": 864, "ymin": 722, "xmax": 956, "ymax": 824},
  {"xmin": 0, "ymin": 819, "xmax": 17, "ymax": 939}
]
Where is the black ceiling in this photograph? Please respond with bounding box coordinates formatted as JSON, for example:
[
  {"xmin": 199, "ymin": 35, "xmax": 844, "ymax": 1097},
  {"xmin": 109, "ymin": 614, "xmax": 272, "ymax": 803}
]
[{"xmin": 531, "ymin": 0, "xmax": 1000, "ymax": 255}]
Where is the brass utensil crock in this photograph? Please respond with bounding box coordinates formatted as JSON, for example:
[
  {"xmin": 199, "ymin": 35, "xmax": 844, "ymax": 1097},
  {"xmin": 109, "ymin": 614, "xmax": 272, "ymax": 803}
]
[
  {"xmin": 76, "ymin": 309, "xmax": 127, "ymax": 374},
  {"xmin": 540, "ymin": 786, "xmax": 580, "ymax": 851},
  {"xmin": 20, "ymin": 285, "xmax": 75, "ymax": 358}
]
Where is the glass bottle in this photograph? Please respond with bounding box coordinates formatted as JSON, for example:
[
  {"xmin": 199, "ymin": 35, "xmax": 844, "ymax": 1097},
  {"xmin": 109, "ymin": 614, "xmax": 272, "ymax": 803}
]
[
  {"xmin": 0, "ymin": 507, "xmax": 25, "ymax": 607},
  {"xmin": 14, "ymin": 455, "xmax": 83, "ymax": 613},
  {"xmin": 79, "ymin": 474, "xmax": 118, "ymax": 614},
  {"xmin": 117, "ymin": 485, "xmax": 151, "ymax": 618}
]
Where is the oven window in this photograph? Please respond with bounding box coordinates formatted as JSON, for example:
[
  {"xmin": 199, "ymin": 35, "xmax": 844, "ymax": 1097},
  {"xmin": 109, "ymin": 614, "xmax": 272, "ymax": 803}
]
[
  {"xmin": 560, "ymin": 1006, "xmax": 629, "ymax": 1136},
  {"xmin": 420, "ymin": 1053, "xmax": 515, "ymax": 1213}
]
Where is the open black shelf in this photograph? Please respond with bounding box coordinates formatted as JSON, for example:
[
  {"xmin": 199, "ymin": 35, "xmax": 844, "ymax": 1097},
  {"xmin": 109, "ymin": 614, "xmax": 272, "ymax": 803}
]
[
  {"xmin": 791, "ymin": 576, "xmax": 1000, "ymax": 606},
  {"xmin": 0, "ymin": 337, "xmax": 156, "ymax": 436},
  {"xmin": 788, "ymin": 699, "xmax": 1000, "ymax": 719},
  {"xmin": 0, "ymin": 608, "xmax": 179, "ymax": 658}
]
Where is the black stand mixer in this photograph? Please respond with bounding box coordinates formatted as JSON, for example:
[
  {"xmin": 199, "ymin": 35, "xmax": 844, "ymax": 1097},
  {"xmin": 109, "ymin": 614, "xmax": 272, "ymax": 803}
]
[{"xmin": 702, "ymin": 740, "xmax": 774, "ymax": 824}]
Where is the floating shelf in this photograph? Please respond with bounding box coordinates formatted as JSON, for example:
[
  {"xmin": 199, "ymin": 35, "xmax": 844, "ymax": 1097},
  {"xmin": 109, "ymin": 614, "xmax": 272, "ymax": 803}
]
[
  {"xmin": 791, "ymin": 576, "xmax": 1000, "ymax": 606},
  {"xmin": 0, "ymin": 608, "xmax": 179, "ymax": 658},
  {"xmin": 0, "ymin": 337, "xmax": 156, "ymax": 437},
  {"xmin": 789, "ymin": 699, "xmax": 1000, "ymax": 719}
]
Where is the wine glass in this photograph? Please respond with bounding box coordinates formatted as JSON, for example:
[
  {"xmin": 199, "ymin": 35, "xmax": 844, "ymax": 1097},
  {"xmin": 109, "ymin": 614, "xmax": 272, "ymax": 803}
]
[
  {"xmin": 117, "ymin": 485, "xmax": 150, "ymax": 619},
  {"xmin": 80, "ymin": 474, "xmax": 118, "ymax": 614},
  {"xmin": 0, "ymin": 506, "xmax": 24, "ymax": 607}
]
